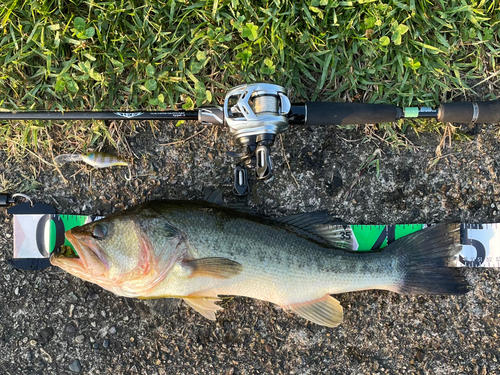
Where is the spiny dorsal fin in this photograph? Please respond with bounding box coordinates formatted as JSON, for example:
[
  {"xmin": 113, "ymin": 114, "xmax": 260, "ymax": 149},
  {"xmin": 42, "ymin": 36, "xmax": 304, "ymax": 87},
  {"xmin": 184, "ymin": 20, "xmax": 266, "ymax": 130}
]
[
  {"xmin": 203, "ymin": 189, "xmax": 255, "ymax": 214},
  {"xmin": 204, "ymin": 190, "xmax": 353, "ymax": 249},
  {"xmin": 274, "ymin": 212, "xmax": 353, "ymax": 249},
  {"xmin": 288, "ymin": 295, "xmax": 344, "ymax": 328},
  {"xmin": 183, "ymin": 297, "xmax": 223, "ymax": 321},
  {"xmin": 204, "ymin": 189, "xmax": 224, "ymax": 205},
  {"xmin": 183, "ymin": 257, "xmax": 243, "ymax": 279}
]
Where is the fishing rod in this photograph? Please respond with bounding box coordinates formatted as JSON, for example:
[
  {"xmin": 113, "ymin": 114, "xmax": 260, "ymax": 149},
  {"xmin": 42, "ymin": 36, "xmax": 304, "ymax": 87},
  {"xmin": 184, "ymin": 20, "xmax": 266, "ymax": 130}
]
[{"xmin": 2, "ymin": 83, "xmax": 499, "ymax": 195}]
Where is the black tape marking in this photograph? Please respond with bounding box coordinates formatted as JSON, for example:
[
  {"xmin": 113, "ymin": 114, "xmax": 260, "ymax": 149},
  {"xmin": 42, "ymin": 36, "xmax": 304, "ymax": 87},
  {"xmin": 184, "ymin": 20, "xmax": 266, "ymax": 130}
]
[
  {"xmin": 35, "ymin": 214, "xmax": 66, "ymax": 257},
  {"xmin": 459, "ymin": 224, "xmax": 486, "ymax": 267}
]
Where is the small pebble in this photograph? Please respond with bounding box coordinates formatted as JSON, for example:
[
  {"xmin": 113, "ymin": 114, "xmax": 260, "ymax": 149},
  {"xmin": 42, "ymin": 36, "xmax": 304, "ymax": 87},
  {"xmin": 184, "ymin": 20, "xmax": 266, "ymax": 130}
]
[
  {"xmin": 38, "ymin": 327, "xmax": 55, "ymax": 344},
  {"xmin": 65, "ymin": 324, "xmax": 76, "ymax": 337},
  {"xmin": 109, "ymin": 326, "xmax": 117, "ymax": 334},
  {"xmin": 103, "ymin": 339, "xmax": 110, "ymax": 348},
  {"xmin": 75, "ymin": 335, "xmax": 85, "ymax": 344},
  {"xmin": 93, "ymin": 343, "xmax": 99, "ymax": 349},
  {"xmin": 69, "ymin": 359, "xmax": 82, "ymax": 373}
]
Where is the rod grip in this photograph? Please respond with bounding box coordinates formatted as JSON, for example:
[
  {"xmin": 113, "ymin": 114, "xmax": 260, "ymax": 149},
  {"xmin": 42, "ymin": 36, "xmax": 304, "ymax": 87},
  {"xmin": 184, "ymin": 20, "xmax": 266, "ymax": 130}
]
[
  {"xmin": 305, "ymin": 102, "xmax": 401, "ymax": 126},
  {"xmin": 438, "ymin": 100, "xmax": 500, "ymax": 124}
]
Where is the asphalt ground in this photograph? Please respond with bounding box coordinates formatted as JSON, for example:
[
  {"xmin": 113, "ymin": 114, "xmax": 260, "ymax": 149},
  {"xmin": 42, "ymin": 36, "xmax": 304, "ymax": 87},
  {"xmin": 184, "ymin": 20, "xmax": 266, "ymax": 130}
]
[{"xmin": 1, "ymin": 120, "xmax": 499, "ymax": 374}]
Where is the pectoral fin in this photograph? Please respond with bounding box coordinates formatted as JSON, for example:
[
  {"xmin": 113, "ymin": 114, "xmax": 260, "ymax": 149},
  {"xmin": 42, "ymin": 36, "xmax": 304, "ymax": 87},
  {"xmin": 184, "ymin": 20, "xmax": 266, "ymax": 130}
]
[
  {"xmin": 183, "ymin": 257, "xmax": 243, "ymax": 279},
  {"xmin": 183, "ymin": 297, "xmax": 223, "ymax": 321},
  {"xmin": 288, "ymin": 295, "xmax": 344, "ymax": 328}
]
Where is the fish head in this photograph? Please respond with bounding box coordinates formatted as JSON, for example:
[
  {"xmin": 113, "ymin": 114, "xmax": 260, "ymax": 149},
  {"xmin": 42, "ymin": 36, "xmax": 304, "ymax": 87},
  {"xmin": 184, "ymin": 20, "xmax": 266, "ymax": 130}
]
[{"xmin": 50, "ymin": 214, "xmax": 180, "ymax": 295}]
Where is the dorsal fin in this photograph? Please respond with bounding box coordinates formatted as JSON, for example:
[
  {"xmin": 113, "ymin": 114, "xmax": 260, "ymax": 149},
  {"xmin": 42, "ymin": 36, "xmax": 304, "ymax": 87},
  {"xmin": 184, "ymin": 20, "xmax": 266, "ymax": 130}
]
[
  {"xmin": 204, "ymin": 189, "xmax": 224, "ymax": 205},
  {"xmin": 274, "ymin": 212, "xmax": 353, "ymax": 249},
  {"xmin": 204, "ymin": 189, "xmax": 353, "ymax": 249},
  {"xmin": 203, "ymin": 189, "xmax": 255, "ymax": 214}
]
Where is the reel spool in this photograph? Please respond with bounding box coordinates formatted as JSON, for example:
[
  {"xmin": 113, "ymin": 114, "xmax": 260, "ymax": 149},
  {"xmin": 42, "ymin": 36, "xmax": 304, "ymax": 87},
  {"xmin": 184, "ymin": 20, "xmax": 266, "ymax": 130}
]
[{"xmin": 223, "ymin": 83, "xmax": 291, "ymax": 195}]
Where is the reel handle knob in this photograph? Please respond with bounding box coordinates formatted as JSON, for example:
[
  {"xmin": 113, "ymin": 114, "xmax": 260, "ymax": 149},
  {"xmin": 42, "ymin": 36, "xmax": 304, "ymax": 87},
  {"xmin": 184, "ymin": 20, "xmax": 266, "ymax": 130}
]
[
  {"xmin": 233, "ymin": 166, "xmax": 250, "ymax": 196},
  {"xmin": 255, "ymin": 144, "xmax": 273, "ymax": 180}
]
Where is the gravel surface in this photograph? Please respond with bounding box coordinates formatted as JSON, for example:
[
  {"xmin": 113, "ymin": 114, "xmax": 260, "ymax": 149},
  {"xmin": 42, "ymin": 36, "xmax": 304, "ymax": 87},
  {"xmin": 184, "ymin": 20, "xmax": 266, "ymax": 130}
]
[{"xmin": 1, "ymin": 121, "xmax": 499, "ymax": 374}]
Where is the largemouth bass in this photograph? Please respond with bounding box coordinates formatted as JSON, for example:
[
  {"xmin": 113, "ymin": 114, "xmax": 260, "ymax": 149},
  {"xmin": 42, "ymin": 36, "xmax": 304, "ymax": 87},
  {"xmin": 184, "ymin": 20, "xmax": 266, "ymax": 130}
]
[{"xmin": 50, "ymin": 200, "xmax": 469, "ymax": 327}]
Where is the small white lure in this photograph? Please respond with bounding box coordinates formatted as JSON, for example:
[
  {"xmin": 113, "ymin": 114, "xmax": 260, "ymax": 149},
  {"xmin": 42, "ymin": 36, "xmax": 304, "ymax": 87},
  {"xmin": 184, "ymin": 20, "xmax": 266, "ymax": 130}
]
[{"xmin": 55, "ymin": 152, "xmax": 129, "ymax": 169}]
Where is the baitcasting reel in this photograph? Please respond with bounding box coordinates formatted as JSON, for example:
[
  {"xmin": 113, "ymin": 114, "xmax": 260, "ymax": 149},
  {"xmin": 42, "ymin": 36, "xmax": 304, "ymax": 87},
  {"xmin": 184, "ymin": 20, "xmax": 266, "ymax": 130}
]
[
  {"xmin": 197, "ymin": 83, "xmax": 295, "ymax": 195},
  {"xmin": 223, "ymin": 83, "xmax": 292, "ymax": 195}
]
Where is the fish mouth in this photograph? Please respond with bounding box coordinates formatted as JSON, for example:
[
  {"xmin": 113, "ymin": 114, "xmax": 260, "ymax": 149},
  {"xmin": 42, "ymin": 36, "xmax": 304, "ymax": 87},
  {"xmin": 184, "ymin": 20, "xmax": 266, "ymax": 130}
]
[
  {"xmin": 50, "ymin": 231, "xmax": 85, "ymax": 272},
  {"xmin": 57, "ymin": 244, "xmax": 80, "ymax": 258},
  {"xmin": 50, "ymin": 230, "xmax": 108, "ymax": 277}
]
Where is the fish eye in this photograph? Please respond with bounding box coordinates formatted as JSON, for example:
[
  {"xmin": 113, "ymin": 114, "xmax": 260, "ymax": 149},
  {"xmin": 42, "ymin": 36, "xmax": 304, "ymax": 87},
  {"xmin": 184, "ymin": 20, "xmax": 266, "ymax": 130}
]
[{"xmin": 91, "ymin": 224, "xmax": 107, "ymax": 239}]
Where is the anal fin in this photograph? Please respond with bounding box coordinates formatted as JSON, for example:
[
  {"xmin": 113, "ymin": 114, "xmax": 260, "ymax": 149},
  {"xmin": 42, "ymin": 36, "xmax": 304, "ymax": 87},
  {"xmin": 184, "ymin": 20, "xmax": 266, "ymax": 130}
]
[
  {"xmin": 288, "ymin": 295, "xmax": 343, "ymax": 328},
  {"xmin": 183, "ymin": 296, "xmax": 223, "ymax": 321}
]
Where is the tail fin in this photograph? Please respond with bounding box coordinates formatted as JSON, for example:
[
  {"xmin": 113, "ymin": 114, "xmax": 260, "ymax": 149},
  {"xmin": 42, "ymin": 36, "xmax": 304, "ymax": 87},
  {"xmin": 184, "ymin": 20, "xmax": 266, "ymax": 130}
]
[{"xmin": 390, "ymin": 223, "xmax": 469, "ymax": 295}]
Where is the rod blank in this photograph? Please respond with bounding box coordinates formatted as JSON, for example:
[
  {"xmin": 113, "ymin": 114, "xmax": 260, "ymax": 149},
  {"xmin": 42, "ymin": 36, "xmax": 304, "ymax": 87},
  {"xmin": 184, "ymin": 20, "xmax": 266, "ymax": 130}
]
[{"xmin": 0, "ymin": 111, "xmax": 199, "ymax": 121}]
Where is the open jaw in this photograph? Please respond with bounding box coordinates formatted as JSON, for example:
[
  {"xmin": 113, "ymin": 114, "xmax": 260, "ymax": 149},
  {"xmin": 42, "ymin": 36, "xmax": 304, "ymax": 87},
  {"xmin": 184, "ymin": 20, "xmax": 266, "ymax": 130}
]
[
  {"xmin": 61, "ymin": 230, "xmax": 109, "ymax": 278},
  {"xmin": 50, "ymin": 232, "xmax": 86, "ymax": 272},
  {"xmin": 58, "ymin": 244, "xmax": 80, "ymax": 259},
  {"xmin": 50, "ymin": 230, "xmax": 109, "ymax": 278}
]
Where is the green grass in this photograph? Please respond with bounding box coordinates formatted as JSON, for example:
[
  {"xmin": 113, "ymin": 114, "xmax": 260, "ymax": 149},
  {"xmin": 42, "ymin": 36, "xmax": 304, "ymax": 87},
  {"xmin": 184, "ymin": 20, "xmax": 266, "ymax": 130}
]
[{"xmin": 0, "ymin": 0, "xmax": 499, "ymax": 155}]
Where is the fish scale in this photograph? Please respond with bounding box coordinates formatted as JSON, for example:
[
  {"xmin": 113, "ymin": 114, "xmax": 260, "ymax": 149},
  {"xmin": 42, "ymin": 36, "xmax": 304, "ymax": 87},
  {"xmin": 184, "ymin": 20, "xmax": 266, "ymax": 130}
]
[{"xmin": 155, "ymin": 210, "xmax": 399, "ymax": 304}]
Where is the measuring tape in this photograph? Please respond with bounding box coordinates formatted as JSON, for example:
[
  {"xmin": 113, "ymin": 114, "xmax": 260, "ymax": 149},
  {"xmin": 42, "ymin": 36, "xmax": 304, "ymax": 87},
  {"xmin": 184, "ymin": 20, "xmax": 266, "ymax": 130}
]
[
  {"xmin": 7, "ymin": 202, "xmax": 102, "ymax": 270},
  {"xmin": 7, "ymin": 201, "xmax": 499, "ymax": 270}
]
